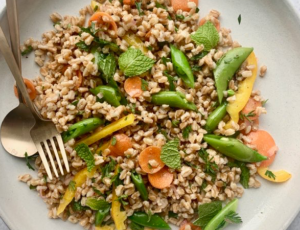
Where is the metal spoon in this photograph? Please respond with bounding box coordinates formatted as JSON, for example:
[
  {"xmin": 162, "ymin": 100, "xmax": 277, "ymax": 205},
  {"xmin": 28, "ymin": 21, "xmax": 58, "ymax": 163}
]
[{"xmin": 0, "ymin": 0, "xmax": 37, "ymax": 157}]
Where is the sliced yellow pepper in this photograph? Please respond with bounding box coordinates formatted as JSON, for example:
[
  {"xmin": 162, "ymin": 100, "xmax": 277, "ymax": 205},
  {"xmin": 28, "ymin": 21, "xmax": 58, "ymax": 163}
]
[
  {"xmin": 91, "ymin": 0, "xmax": 101, "ymax": 11},
  {"xmin": 123, "ymin": 34, "xmax": 148, "ymax": 55},
  {"xmin": 96, "ymin": 140, "xmax": 111, "ymax": 157},
  {"xmin": 225, "ymin": 52, "xmax": 257, "ymax": 129},
  {"xmin": 77, "ymin": 114, "xmax": 135, "ymax": 146},
  {"xmin": 111, "ymin": 165, "xmax": 127, "ymax": 230},
  {"xmin": 257, "ymin": 167, "xmax": 292, "ymax": 183},
  {"xmin": 95, "ymin": 226, "xmax": 115, "ymax": 230},
  {"xmin": 57, "ymin": 167, "xmax": 97, "ymax": 215}
]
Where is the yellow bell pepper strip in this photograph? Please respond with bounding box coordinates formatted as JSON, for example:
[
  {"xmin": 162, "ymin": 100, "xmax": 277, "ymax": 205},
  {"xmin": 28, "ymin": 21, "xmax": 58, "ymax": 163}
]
[
  {"xmin": 91, "ymin": 0, "xmax": 101, "ymax": 12},
  {"xmin": 96, "ymin": 140, "xmax": 111, "ymax": 156},
  {"xmin": 123, "ymin": 34, "xmax": 148, "ymax": 55},
  {"xmin": 77, "ymin": 114, "xmax": 135, "ymax": 146},
  {"xmin": 111, "ymin": 165, "xmax": 127, "ymax": 230},
  {"xmin": 257, "ymin": 167, "xmax": 292, "ymax": 183},
  {"xmin": 57, "ymin": 167, "xmax": 97, "ymax": 215},
  {"xmin": 224, "ymin": 52, "xmax": 257, "ymax": 129},
  {"xmin": 95, "ymin": 226, "xmax": 114, "ymax": 230}
]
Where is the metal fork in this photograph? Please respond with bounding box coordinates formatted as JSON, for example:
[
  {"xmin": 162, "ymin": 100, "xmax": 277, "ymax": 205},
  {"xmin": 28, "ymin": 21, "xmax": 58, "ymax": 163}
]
[{"xmin": 0, "ymin": 26, "xmax": 69, "ymax": 180}]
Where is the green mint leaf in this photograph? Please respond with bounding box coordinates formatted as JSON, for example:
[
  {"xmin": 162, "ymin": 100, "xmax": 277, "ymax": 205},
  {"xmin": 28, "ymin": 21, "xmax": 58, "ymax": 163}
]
[
  {"xmin": 160, "ymin": 139, "xmax": 181, "ymax": 169},
  {"xmin": 101, "ymin": 158, "xmax": 117, "ymax": 180},
  {"xmin": 111, "ymin": 136, "xmax": 117, "ymax": 146},
  {"xmin": 193, "ymin": 201, "xmax": 222, "ymax": 228},
  {"xmin": 72, "ymin": 201, "xmax": 89, "ymax": 212},
  {"xmin": 182, "ymin": 125, "xmax": 192, "ymax": 139},
  {"xmin": 135, "ymin": 2, "xmax": 144, "ymax": 15},
  {"xmin": 265, "ymin": 170, "xmax": 276, "ymax": 180},
  {"xmin": 86, "ymin": 198, "xmax": 110, "ymax": 211},
  {"xmin": 74, "ymin": 143, "xmax": 95, "ymax": 172},
  {"xmin": 238, "ymin": 14, "xmax": 242, "ymax": 25},
  {"xmin": 118, "ymin": 47, "xmax": 155, "ymax": 76},
  {"xmin": 98, "ymin": 53, "xmax": 117, "ymax": 82},
  {"xmin": 76, "ymin": 41, "xmax": 90, "ymax": 52},
  {"xmin": 141, "ymin": 79, "xmax": 148, "ymax": 91},
  {"xmin": 191, "ymin": 21, "xmax": 219, "ymax": 51},
  {"xmin": 21, "ymin": 46, "xmax": 33, "ymax": 56},
  {"xmin": 68, "ymin": 180, "xmax": 76, "ymax": 191},
  {"xmin": 225, "ymin": 211, "xmax": 243, "ymax": 224},
  {"xmin": 24, "ymin": 152, "xmax": 35, "ymax": 171}
]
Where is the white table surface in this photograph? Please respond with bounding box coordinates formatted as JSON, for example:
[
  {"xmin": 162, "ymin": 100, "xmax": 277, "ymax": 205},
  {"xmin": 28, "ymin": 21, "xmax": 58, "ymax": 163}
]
[{"xmin": 0, "ymin": 0, "xmax": 300, "ymax": 229}]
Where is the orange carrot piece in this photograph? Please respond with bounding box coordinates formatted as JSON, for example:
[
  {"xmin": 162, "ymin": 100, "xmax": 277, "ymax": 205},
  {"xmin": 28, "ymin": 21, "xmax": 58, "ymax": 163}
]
[
  {"xmin": 108, "ymin": 134, "xmax": 133, "ymax": 157},
  {"xmin": 74, "ymin": 70, "xmax": 83, "ymax": 90},
  {"xmin": 247, "ymin": 130, "xmax": 278, "ymax": 167},
  {"xmin": 14, "ymin": 78, "xmax": 37, "ymax": 101},
  {"xmin": 88, "ymin": 12, "xmax": 118, "ymax": 34},
  {"xmin": 171, "ymin": 0, "xmax": 198, "ymax": 12},
  {"xmin": 123, "ymin": 0, "xmax": 135, "ymax": 5},
  {"xmin": 199, "ymin": 18, "xmax": 220, "ymax": 31},
  {"xmin": 241, "ymin": 98, "xmax": 262, "ymax": 121},
  {"xmin": 124, "ymin": 77, "xmax": 143, "ymax": 98},
  {"xmin": 138, "ymin": 146, "xmax": 165, "ymax": 174},
  {"xmin": 148, "ymin": 167, "xmax": 174, "ymax": 189},
  {"xmin": 180, "ymin": 220, "xmax": 202, "ymax": 230}
]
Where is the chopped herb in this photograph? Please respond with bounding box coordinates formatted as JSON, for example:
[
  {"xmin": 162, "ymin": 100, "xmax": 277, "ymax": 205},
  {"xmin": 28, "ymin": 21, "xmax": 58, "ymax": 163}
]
[
  {"xmin": 141, "ymin": 79, "xmax": 148, "ymax": 91},
  {"xmin": 176, "ymin": 14, "xmax": 185, "ymax": 20},
  {"xmin": 72, "ymin": 201, "xmax": 89, "ymax": 212},
  {"xmin": 182, "ymin": 125, "xmax": 192, "ymax": 139},
  {"xmin": 239, "ymin": 110, "xmax": 256, "ymax": 123},
  {"xmin": 135, "ymin": 2, "xmax": 144, "ymax": 16},
  {"xmin": 175, "ymin": 26, "xmax": 179, "ymax": 33},
  {"xmin": 265, "ymin": 170, "xmax": 276, "ymax": 180},
  {"xmin": 171, "ymin": 120, "xmax": 180, "ymax": 127},
  {"xmin": 198, "ymin": 149, "xmax": 218, "ymax": 182},
  {"xmin": 94, "ymin": 5, "xmax": 99, "ymax": 12},
  {"xmin": 228, "ymin": 161, "xmax": 250, "ymax": 189},
  {"xmin": 227, "ymin": 89, "xmax": 235, "ymax": 97},
  {"xmin": 111, "ymin": 166, "xmax": 122, "ymax": 187},
  {"xmin": 190, "ymin": 51, "xmax": 209, "ymax": 61},
  {"xmin": 161, "ymin": 57, "xmax": 171, "ymax": 65},
  {"xmin": 129, "ymin": 103, "xmax": 136, "ymax": 114},
  {"xmin": 53, "ymin": 21, "xmax": 61, "ymax": 27},
  {"xmin": 76, "ymin": 41, "xmax": 90, "ymax": 52},
  {"xmin": 86, "ymin": 198, "xmax": 110, "ymax": 211},
  {"xmin": 91, "ymin": 178, "xmax": 96, "ymax": 183},
  {"xmin": 201, "ymin": 180, "xmax": 208, "ymax": 190},
  {"xmin": 262, "ymin": 99, "xmax": 268, "ymax": 107},
  {"xmin": 215, "ymin": 220, "xmax": 226, "ymax": 230},
  {"xmin": 43, "ymin": 175, "xmax": 47, "ymax": 183},
  {"xmin": 24, "ymin": 152, "xmax": 35, "ymax": 171},
  {"xmin": 67, "ymin": 23, "xmax": 71, "ymax": 29},
  {"xmin": 74, "ymin": 143, "xmax": 95, "ymax": 172},
  {"xmin": 68, "ymin": 180, "xmax": 76, "ymax": 192},
  {"xmin": 238, "ymin": 14, "xmax": 242, "ymax": 25},
  {"xmin": 93, "ymin": 187, "xmax": 104, "ymax": 196},
  {"xmin": 191, "ymin": 65, "xmax": 202, "ymax": 72},
  {"xmin": 71, "ymin": 100, "xmax": 79, "ymax": 106},
  {"xmin": 147, "ymin": 45, "xmax": 153, "ymax": 51},
  {"xmin": 155, "ymin": 2, "xmax": 167, "ymax": 10},
  {"xmin": 148, "ymin": 163, "xmax": 153, "ymax": 169},
  {"xmin": 158, "ymin": 126, "xmax": 168, "ymax": 139},
  {"xmin": 101, "ymin": 158, "xmax": 117, "ymax": 180},
  {"xmin": 225, "ymin": 211, "xmax": 243, "ymax": 224},
  {"xmin": 168, "ymin": 211, "xmax": 178, "ymax": 218},
  {"xmin": 184, "ymin": 161, "xmax": 198, "ymax": 169},
  {"xmin": 163, "ymin": 71, "xmax": 176, "ymax": 91},
  {"xmin": 196, "ymin": 7, "xmax": 200, "ymax": 13},
  {"xmin": 116, "ymin": 194, "xmax": 129, "ymax": 206},
  {"xmin": 111, "ymin": 136, "xmax": 117, "ymax": 146},
  {"xmin": 167, "ymin": 15, "xmax": 172, "ymax": 20},
  {"xmin": 29, "ymin": 185, "xmax": 37, "ymax": 190},
  {"xmin": 21, "ymin": 46, "xmax": 33, "ymax": 56}
]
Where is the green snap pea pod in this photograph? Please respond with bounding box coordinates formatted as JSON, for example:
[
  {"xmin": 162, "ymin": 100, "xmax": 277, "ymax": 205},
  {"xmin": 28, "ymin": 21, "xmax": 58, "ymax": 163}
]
[
  {"xmin": 204, "ymin": 199, "xmax": 238, "ymax": 230},
  {"xmin": 90, "ymin": 85, "xmax": 121, "ymax": 107},
  {"xmin": 170, "ymin": 45, "xmax": 194, "ymax": 88},
  {"xmin": 131, "ymin": 172, "xmax": 148, "ymax": 201},
  {"xmin": 95, "ymin": 206, "xmax": 110, "ymax": 227},
  {"xmin": 205, "ymin": 102, "xmax": 227, "ymax": 133},
  {"xmin": 151, "ymin": 91, "xmax": 197, "ymax": 111},
  {"xmin": 129, "ymin": 212, "xmax": 171, "ymax": 230},
  {"xmin": 203, "ymin": 134, "xmax": 267, "ymax": 162},
  {"xmin": 62, "ymin": 117, "xmax": 104, "ymax": 143},
  {"xmin": 214, "ymin": 47, "xmax": 253, "ymax": 103}
]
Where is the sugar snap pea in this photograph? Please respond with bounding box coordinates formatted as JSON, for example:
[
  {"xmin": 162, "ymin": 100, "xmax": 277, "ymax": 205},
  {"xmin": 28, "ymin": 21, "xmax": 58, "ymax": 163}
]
[
  {"xmin": 95, "ymin": 206, "xmax": 110, "ymax": 227},
  {"xmin": 129, "ymin": 212, "xmax": 171, "ymax": 230},
  {"xmin": 205, "ymin": 102, "xmax": 227, "ymax": 133},
  {"xmin": 203, "ymin": 134, "xmax": 267, "ymax": 162},
  {"xmin": 90, "ymin": 85, "xmax": 121, "ymax": 107},
  {"xmin": 62, "ymin": 117, "xmax": 104, "ymax": 143},
  {"xmin": 131, "ymin": 172, "xmax": 148, "ymax": 201},
  {"xmin": 214, "ymin": 47, "xmax": 253, "ymax": 103},
  {"xmin": 151, "ymin": 91, "xmax": 197, "ymax": 111},
  {"xmin": 170, "ymin": 45, "xmax": 194, "ymax": 88}
]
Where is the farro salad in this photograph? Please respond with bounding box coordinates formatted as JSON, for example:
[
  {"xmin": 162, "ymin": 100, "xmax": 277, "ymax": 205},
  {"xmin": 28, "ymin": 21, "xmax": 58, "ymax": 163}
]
[{"xmin": 17, "ymin": 0, "xmax": 292, "ymax": 230}]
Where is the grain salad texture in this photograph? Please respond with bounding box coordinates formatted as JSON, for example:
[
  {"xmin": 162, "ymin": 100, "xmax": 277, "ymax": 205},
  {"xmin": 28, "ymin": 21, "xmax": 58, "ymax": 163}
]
[{"xmin": 18, "ymin": 0, "xmax": 268, "ymax": 229}]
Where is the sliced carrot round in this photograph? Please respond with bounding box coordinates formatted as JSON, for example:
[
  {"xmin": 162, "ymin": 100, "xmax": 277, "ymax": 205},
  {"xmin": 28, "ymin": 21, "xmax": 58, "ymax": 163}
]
[
  {"xmin": 14, "ymin": 78, "xmax": 37, "ymax": 101},
  {"xmin": 180, "ymin": 220, "xmax": 202, "ymax": 230},
  {"xmin": 124, "ymin": 77, "xmax": 143, "ymax": 98},
  {"xmin": 247, "ymin": 130, "xmax": 278, "ymax": 167},
  {"xmin": 138, "ymin": 146, "xmax": 164, "ymax": 174},
  {"xmin": 123, "ymin": 0, "xmax": 135, "ymax": 5},
  {"xmin": 108, "ymin": 134, "xmax": 133, "ymax": 157},
  {"xmin": 171, "ymin": 0, "xmax": 198, "ymax": 12},
  {"xmin": 241, "ymin": 98, "xmax": 262, "ymax": 121},
  {"xmin": 74, "ymin": 70, "xmax": 83, "ymax": 90},
  {"xmin": 199, "ymin": 18, "xmax": 220, "ymax": 31},
  {"xmin": 88, "ymin": 12, "xmax": 118, "ymax": 34},
  {"xmin": 148, "ymin": 167, "xmax": 174, "ymax": 189}
]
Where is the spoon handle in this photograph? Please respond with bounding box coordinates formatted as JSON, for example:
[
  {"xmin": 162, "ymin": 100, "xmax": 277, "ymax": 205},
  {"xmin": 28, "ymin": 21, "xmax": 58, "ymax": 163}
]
[
  {"xmin": 6, "ymin": 0, "xmax": 24, "ymax": 103},
  {"xmin": 0, "ymin": 26, "xmax": 37, "ymax": 117}
]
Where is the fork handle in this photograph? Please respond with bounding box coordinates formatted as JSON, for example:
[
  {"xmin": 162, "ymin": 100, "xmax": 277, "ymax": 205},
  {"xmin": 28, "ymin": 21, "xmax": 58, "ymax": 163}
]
[{"xmin": 0, "ymin": 26, "xmax": 38, "ymax": 118}]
